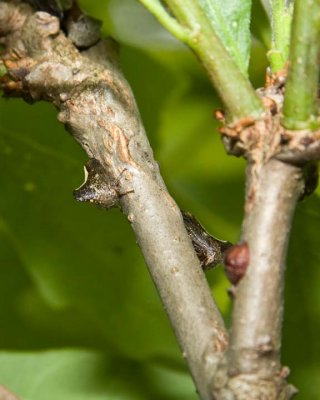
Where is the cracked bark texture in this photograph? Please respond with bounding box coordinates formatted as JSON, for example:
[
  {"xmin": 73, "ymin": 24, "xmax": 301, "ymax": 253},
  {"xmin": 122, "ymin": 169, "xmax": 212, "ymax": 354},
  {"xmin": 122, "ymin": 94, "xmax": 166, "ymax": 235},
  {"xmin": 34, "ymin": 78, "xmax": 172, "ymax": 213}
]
[{"xmin": 0, "ymin": 2, "xmax": 227, "ymax": 399}]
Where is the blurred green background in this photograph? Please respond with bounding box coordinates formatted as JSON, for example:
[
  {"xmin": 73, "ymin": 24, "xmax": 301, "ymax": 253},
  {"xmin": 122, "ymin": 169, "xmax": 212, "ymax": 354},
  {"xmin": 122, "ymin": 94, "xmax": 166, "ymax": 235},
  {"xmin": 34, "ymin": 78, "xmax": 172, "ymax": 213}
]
[{"xmin": 0, "ymin": 1, "xmax": 319, "ymax": 399}]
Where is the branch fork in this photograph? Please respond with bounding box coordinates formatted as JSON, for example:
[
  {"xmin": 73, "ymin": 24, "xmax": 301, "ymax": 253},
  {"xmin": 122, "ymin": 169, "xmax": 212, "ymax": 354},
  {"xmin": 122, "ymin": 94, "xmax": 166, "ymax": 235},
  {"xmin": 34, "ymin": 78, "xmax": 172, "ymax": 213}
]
[
  {"xmin": 220, "ymin": 77, "xmax": 320, "ymax": 168},
  {"xmin": 213, "ymin": 69, "xmax": 318, "ymax": 398},
  {"xmin": 1, "ymin": 2, "xmax": 320, "ymax": 399}
]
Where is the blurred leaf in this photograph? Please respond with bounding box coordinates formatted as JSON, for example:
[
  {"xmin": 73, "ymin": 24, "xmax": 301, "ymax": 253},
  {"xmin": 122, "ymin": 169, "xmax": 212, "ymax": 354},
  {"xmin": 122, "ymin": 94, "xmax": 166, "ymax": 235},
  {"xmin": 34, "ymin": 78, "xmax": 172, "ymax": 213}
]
[
  {"xmin": 199, "ymin": 0, "xmax": 252, "ymax": 73},
  {"xmin": 0, "ymin": 350, "xmax": 118, "ymax": 400},
  {"xmin": 283, "ymin": 194, "xmax": 320, "ymax": 400},
  {"xmin": 0, "ymin": 349, "xmax": 198, "ymax": 400},
  {"xmin": 251, "ymin": 0, "xmax": 271, "ymax": 48},
  {"xmin": 157, "ymin": 74, "xmax": 245, "ymax": 239},
  {"xmin": 78, "ymin": 0, "xmax": 183, "ymax": 50},
  {"xmin": 0, "ymin": 96, "xmax": 184, "ymax": 361},
  {"xmin": 249, "ymin": 41, "xmax": 269, "ymax": 88}
]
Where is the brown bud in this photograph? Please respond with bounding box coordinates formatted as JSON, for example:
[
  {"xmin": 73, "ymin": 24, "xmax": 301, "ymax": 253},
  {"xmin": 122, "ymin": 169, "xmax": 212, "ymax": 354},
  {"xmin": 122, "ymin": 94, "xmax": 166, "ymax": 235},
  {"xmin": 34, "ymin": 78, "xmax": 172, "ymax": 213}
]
[{"xmin": 224, "ymin": 241, "xmax": 249, "ymax": 285}]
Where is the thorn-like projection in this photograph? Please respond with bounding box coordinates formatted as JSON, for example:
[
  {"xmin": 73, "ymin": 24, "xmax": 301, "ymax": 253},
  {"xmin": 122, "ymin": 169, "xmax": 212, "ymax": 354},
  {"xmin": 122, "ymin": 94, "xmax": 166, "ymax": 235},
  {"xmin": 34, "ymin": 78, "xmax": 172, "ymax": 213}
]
[
  {"xmin": 73, "ymin": 158, "xmax": 127, "ymax": 209},
  {"xmin": 182, "ymin": 211, "xmax": 232, "ymax": 271}
]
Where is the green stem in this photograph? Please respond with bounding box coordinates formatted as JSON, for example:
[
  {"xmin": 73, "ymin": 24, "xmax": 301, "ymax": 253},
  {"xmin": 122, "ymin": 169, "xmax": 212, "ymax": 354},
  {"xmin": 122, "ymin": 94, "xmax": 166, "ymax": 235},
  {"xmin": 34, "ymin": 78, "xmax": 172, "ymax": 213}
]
[
  {"xmin": 268, "ymin": 0, "xmax": 293, "ymax": 72},
  {"xmin": 251, "ymin": 0, "xmax": 271, "ymax": 49},
  {"xmin": 142, "ymin": 0, "xmax": 264, "ymax": 120},
  {"xmin": 283, "ymin": 0, "xmax": 320, "ymax": 130},
  {"xmin": 137, "ymin": 0, "xmax": 189, "ymax": 42}
]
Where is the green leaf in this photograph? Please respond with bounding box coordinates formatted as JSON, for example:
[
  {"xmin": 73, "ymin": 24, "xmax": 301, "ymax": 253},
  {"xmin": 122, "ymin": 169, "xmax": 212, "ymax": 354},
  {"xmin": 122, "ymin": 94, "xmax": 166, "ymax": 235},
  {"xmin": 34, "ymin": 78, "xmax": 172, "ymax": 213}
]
[
  {"xmin": 283, "ymin": 194, "xmax": 320, "ymax": 400},
  {"xmin": 199, "ymin": 0, "xmax": 252, "ymax": 73},
  {"xmin": 0, "ymin": 349, "xmax": 198, "ymax": 400},
  {"xmin": 0, "ymin": 350, "xmax": 123, "ymax": 400}
]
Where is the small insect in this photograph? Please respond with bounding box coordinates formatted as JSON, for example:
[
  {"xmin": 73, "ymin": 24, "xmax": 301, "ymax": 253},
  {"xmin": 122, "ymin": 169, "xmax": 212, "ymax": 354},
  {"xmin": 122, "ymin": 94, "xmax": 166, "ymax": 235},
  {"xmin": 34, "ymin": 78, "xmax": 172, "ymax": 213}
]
[
  {"xmin": 182, "ymin": 211, "xmax": 232, "ymax": 271},
  {"xmin": 73, "ymin": 158, "xmax": 129, "ymax": 209}
]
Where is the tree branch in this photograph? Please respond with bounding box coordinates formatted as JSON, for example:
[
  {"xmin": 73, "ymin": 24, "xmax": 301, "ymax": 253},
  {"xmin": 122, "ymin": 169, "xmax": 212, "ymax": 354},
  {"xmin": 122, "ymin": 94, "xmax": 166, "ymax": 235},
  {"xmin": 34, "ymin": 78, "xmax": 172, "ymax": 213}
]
[
  {"xmin": 214, "ymin": 81, "xmax": 316, "ymax": 397},
  {"xmin": 226, "ymin": 159, "xmax": 303, "ymax": 398},
  {"xmin": 0, "ymin": 3, "xmax": 227, "ymax": 399}
]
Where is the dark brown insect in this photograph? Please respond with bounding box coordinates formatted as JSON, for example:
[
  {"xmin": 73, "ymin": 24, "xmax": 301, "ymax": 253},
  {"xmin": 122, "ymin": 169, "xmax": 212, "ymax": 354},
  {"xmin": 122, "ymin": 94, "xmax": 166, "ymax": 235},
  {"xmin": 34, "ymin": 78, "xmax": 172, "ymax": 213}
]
[
  {"xmin": 224, "ymin": 241, "xmax": 249, "ymax": 285},
  {"xmin": 73, "ymin": 158, "xmax": 126, "ymax": 209},
  {"xmin": 182, "ymin": 211, "xmax": 232, "ymax": 271}
]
